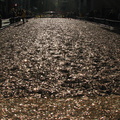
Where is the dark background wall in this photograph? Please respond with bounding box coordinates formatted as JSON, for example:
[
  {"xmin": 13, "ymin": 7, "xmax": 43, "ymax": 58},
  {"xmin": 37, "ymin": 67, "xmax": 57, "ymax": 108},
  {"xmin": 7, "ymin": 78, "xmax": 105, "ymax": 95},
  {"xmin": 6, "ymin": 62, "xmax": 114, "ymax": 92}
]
[{"xmin": 0, "ymin": 0, "xmax": 120, "ymax": 19}]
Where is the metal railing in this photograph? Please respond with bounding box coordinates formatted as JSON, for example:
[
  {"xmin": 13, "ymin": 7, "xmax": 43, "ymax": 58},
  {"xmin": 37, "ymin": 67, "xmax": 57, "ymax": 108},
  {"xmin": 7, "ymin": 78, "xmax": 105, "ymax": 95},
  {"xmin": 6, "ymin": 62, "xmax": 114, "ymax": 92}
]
[
  {"xmin": 9, "ymin": 17, "xmax": 21, "ymax": 24},
  {"xmin": 86, "ymin": 17, "xmax": 120, "ymax": 28}
]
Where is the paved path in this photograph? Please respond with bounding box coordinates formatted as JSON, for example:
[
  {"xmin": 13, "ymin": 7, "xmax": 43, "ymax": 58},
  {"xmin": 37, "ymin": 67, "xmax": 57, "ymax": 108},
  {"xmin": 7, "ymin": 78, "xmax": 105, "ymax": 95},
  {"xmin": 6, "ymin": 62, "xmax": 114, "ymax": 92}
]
[
  {"xmin": 0, "ymin": 18, "xmax": 120, "ymax": 98},
  {"xmin": 0, "ymin": 18, "xmax": 120, "ymax": 120}
]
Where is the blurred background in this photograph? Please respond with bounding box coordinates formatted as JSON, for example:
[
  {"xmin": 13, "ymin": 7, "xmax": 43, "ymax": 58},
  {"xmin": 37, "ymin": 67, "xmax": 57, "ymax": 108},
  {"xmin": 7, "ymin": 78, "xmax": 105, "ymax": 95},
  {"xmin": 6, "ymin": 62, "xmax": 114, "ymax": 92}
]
[{"xmin": 0, "ymin": 0, "xmax": 120, "ymax": 20}]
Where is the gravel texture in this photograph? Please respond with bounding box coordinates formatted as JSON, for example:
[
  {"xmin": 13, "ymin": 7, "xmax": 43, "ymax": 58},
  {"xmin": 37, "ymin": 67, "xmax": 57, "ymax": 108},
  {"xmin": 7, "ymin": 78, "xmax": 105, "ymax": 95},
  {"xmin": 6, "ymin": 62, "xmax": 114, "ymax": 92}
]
[
  {"xmin": 0, "ymin": 18, "xmax": 120, "ymax": 98},
  {"xmin": 0, "ymin": 18, "xmax": 120, "ymax": 119}
]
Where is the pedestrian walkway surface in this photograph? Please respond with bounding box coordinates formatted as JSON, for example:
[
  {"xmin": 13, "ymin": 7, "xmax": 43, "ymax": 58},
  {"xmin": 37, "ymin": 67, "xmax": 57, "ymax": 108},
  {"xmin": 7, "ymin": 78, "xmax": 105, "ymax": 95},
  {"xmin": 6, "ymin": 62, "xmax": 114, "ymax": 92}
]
[{"xmin": 0, "ymin": 18, "xmax": 120, "ymax": 119}]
